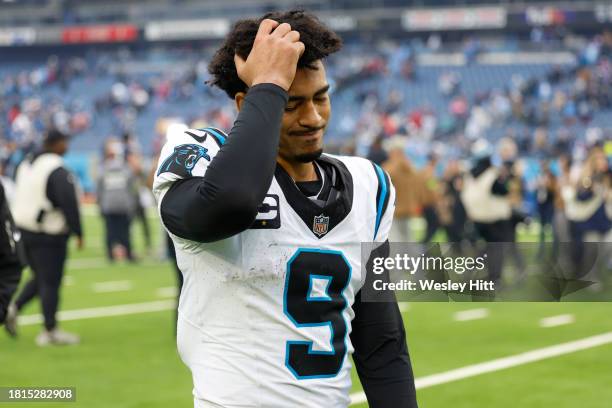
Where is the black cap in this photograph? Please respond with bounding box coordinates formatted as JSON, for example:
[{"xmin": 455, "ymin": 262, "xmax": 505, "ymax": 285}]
[{"xmin": 44, "ymin": 129, "xmax": 70, "ymax": 144}]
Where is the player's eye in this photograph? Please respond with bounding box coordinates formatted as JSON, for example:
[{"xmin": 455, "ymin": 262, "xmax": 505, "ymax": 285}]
[{"xmin": 285, "ymin": 104, "xmax": 298, "ymax": 112}]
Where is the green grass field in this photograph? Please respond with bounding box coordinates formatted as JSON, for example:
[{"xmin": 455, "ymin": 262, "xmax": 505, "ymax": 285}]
[{"xmin": 1, "ymin": 209, "xmax": 611, "ymax": 407}]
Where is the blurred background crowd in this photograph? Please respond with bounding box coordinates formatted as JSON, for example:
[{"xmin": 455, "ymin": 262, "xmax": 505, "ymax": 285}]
[{"xmin": 0, "ymin": 0, "xmax": 610, "ymax": 263}]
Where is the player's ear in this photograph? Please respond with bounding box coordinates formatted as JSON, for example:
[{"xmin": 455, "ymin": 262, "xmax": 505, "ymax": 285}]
[{"xmin": 234, "ymin": 92, "xmax": 246, "ymax": 112}]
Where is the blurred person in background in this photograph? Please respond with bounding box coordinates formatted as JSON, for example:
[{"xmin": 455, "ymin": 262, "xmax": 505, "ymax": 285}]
[
  {"xmin": 420, "ymin": 153, "xmax": 441, "ymax": 243},
  {"xmin": 439, "ymin": 159, "xmax": 468, "ymax": 243},
  {"xmin": 564, "ymin": 146, "xmax": 611, "ymax": 278},
  {"xmin": 461, "ymin": 139, "xmax": 513, "ymax": 285},
  {"xmin": 0, "ymin": 181, "xmax": 24, "ymax": 327},
  {"xmin": 98, "ymin": 137, "xmax": 138, "ymax": 263},
  {"xmin": 366, "ymin": 134, "xmax": 388, "ymax": 166},
  {"xmin": 7, "ymin": 129, "xmax": 83, "ymax": 345},
  {"xmin": 536, "ymin": 160, "xmax": 558, "ymax": 256},
  {"xmin": 563, "ymin": 147, "xmax": 612, "ymax": 242},
  {"xmin": 553, "ymin": 154, "xmax": 573, "ymax": 258},
  {"xmin": 438, "ymin": 71, "xmax": 460, "ymax": 97},
  {"xmin": 382, "ymin": 137, "xmax": 422, "ymax": 242},
  {"xmin": 498, "ymin": 137, "xmax": 527, "ymax": 274},
  {"xmin": 123, "ymin": 132, "xmax": 152, "ymax": 254},
  {"xmin": 574, "ymin": 146, "xmax": 611, "ymax": 241}
]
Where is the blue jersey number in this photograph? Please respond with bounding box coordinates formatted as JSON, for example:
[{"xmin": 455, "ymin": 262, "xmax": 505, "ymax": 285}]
[{"xmin": 283, "ymin": 249, "xmax": 352, "ymax": 379}]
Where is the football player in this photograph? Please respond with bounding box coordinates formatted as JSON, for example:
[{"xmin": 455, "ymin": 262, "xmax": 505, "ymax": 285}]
[{"xmin": 153, "ymin": 10, "xmax": 418, "ymax": 408}]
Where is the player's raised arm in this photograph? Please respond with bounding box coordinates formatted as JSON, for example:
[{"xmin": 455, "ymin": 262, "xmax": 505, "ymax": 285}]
[{"xmin": 159, "ymin": 19, "xmax": 304, "ymax": 243}]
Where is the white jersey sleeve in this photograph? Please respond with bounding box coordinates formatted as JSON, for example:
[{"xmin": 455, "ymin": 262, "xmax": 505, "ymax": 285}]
[{"xmin": 152, "ymin": 127, "xmax": 226, "ymax": 206}]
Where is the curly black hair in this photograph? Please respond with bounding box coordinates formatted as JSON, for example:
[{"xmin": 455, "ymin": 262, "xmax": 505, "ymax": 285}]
[{"xmin": 208, "ymin": 9, "xmax": 342, "ymax": 99}]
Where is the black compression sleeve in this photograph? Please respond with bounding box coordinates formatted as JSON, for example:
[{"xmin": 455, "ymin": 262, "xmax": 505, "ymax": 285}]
[
  {"xmin": 351, "ymin": 292, "xmax": 418, "ymax": 408},
  {"xmin": 351, "ymin": 241, "xmax": 418, "ymax": 408},
  {"xmin": 160, "ymin": 83, "xmax": 288, "ymax": 242},
  {"xmin": 47, "ymin": 167, "xmax": 83, "ymax": 237}
]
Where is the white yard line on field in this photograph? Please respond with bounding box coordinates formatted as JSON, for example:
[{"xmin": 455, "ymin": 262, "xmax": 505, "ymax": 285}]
[
  {"xmin": 453, "ymin": 308, "xmax": 490, "ymax": 322},
  {"xmin": 398, "ymin": 302, "xmax": 410, "ymax": 312},
  {"xmin": 156, "ymin": 286, "xmax": 178, "ymax": 298},
  {"xmin": 349, "ymin": 331, "xmax": 612, "ymax": 405},
  {"xmin": 13, "ymin": 299, "xmax": 609, "ymax": 407},
  {"xmin": 539, "ymin": 314, "xmax": 575, "ymax": 328},
  {"xmin": 92, "ymin": 280, "xmax": 133, "ymax": 293},
  {"xmin": 17, "ymin": 300, "xmax": 175, "ymax": 326}
]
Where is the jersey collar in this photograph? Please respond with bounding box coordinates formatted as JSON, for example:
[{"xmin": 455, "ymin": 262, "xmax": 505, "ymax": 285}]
[{"xmin": 274, "ymin": 155, "xmax": 354, "ymax": 239}]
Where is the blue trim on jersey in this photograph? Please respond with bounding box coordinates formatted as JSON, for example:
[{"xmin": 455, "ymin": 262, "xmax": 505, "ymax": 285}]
[
  {"xmin": 373, "ymin": 164, "xmax": 388, "ymax": 239},
  {"xmin": 306, "ymin": 275, "xmax": 333, "ymax": 302},
  {"xmin": 283, "ymin": 248, "xmax": 352, "ymax": 380},
  {"xmin": 201, "ymin": 127, "xmax": 226, "ymax": 146}
]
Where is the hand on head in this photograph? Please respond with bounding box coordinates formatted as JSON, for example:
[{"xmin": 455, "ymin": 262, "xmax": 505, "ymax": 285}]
[{"xmin": 234, "ymin": 19, "xmax": 305, "ymax": 91}]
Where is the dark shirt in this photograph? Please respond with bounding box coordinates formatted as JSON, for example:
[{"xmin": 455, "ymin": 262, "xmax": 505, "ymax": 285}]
[
  {"xmin": 471, "ymin": 157, "xmax": 509, "ymax": 196},
  {"xmin": 47, "ymin": 167, "xmax": 82, "ymax": 238}
]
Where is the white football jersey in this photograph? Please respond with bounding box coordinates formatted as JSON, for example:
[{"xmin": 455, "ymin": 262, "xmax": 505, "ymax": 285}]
[{"xmin": 153, "ymin": 127, "xmax": 395, "ymax": 408}]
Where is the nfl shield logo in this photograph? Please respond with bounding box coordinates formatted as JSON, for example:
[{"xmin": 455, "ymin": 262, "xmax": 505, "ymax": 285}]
[{"xmin": 313, "ymin": 214, "xmax": 330, "ymax": 237}]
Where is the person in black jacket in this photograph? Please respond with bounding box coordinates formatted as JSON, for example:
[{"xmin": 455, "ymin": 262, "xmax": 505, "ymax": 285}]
[
  {"xmin": 0, "ymin": 181, "xmax": 24, "ymax": 325},
  {"xmin": 6, "ymin": 130, "xmax": 83, "ymax": 345}
]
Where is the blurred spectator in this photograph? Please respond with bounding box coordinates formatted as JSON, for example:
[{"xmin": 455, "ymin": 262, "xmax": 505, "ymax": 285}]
[
  {"xmin": 426, "ymin": 34, "xmax": 442, "ymax": 52},
  {"xmin": 438, "ymin": 71, "xmax": 461, "ymax": 97},
  {"xmin": 366, "ymin": 135, "xmax": 388, "ymax": 166},
  {"xmin": 564, "ymin": 146, "xmax": 611, "ymax": 279},
  {"xmin": 420, "ymin": 154, "xmax": 441, "ymax": 243},
  {"xmin": 566, "ymin": 146, "xmax": 611, "ymax": 242},
  {"xmin": 382, "ymin": 137, "xmax": 424, "ymax": 242},
  {"xmin": 461, "ymin": 140, "xmax": 513, "ymax": 284},
  {"xmin": 553, "ymin": 154, "xmax": 573, "ymax": 257},
  {"xmin": 536, "ymin": 161, "xmax": 557, "ymax": 254},
  {"xmin": 489, "ymin": 90, "xmax": 512, "ymax": 122},
  {"xmin": 465, "ymin": 103, "xmax": 492, "ymax": 140},
  {"xmin": 531, "ymin": 128, "xmax": 551, "ymax": 158},
  {"xmin": 123, "ymin": 132, "xmax": 152, "ymax": 253},
  {"xmin": 9, "ymin": 129, "xmax": 83, "ymax": 345},
  {"xmin": 463, "ymin": 38, "xmax": 482, "ymax": 64},
  {"xmin": 498, "ymin": 137, "xmax": 527, "ymax": 273},
  {"xmin": 97, "ymin": 138, "xmax": 138, "ymax": 263},
  {"xmin": 439, "ymin": 160, "xmax": 468, "ymax": 243},
  {"xmin": 449, "ymin": 95, "xmax": 469, "ymax": 126}
]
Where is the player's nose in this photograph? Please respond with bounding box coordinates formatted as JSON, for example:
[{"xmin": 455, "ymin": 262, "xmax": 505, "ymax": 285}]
[{"xmin": 298, "ymin": 101, "xmax": 324, "ymax": 128}]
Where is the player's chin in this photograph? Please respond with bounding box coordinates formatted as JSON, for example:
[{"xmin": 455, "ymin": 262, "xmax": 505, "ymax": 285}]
[{"xmin": 294, "ymin": 148, "xmax": 323, "ymax": 163}]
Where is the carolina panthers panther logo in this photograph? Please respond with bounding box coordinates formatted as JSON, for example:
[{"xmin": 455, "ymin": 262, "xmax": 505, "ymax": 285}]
[{"xmin": 157, "ymin": 144, "xmax": 211, "ymax": 178}]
